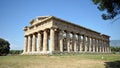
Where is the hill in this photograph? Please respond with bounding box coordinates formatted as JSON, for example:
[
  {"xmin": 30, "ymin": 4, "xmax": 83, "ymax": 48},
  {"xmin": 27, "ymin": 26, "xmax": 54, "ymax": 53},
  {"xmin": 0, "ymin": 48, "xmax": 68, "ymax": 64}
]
[{"xmin": 110, "ymin": 40, "xmax": 120, "ymax": 47}]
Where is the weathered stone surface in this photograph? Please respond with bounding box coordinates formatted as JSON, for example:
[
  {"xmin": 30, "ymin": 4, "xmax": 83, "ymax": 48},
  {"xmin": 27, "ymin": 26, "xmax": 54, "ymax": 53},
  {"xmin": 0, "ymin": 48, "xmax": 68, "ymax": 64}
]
[{"xmin": 22, "ymin": 16, "xmax": 110, "ymax": 55}]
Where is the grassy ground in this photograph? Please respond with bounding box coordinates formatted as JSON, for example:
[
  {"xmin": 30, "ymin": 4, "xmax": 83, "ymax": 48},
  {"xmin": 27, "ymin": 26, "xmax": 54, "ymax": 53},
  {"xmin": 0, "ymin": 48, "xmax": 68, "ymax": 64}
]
[{"xmin": 0, "ymin": 54, "xmax": 120, "ymax": 68}]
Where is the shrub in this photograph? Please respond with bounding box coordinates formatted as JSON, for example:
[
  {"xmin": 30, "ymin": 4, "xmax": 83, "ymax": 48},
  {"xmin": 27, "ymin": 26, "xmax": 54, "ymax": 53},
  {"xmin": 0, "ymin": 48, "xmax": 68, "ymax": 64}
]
[{"xmin": 9, "ymin": 50, "xmax": 23, "ymax": 55}]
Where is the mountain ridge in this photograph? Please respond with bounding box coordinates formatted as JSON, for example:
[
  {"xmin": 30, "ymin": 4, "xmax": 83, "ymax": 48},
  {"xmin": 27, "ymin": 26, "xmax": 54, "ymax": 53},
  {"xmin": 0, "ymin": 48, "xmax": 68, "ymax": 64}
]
[{"xmin": 110, "ymin": 40, "xmax": 120, "ymax": 47}]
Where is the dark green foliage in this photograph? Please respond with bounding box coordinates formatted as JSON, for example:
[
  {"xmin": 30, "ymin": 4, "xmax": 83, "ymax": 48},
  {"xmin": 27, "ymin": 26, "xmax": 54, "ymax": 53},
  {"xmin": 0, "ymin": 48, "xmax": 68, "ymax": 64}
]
[
  {"xmin": 111, "ymin": 46, "xmax": 120, "ymax": 52},
  {"xmin": 9, "ymin": 50, "xmax": 23, "ymax": 55},
  {"xmin": 92, "ymin": 0, "xmax": 120, "ymax": 20},
  {"xmin": 0, "ymin": 38, "xmax": 10, "ymax": 56}
]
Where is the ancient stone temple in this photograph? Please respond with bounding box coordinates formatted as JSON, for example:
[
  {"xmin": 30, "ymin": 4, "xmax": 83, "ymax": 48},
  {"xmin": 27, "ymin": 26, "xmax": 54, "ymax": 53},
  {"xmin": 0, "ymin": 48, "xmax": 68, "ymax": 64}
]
[{"xmin": 22, "ymin": 16, "xmax": 111, "ymax": 55}]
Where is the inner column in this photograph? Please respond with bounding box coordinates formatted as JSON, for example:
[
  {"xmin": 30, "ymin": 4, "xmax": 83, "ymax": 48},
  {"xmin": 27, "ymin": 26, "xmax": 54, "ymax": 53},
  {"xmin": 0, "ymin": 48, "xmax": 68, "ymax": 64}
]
[
  {"xmin": 74, "ymin": 34, "xmax": 77, "ymax": 52},
  {"xmin": 37, "ymin": 32, "xmax": 42, "ymax": 52},
  {"xmin": 59, "ymin": 30, "xmax": 63, "ymax": 52},
  {"xmin": 78, "ymin": 34, "xmax": 81, "ymax": 51},
  {"xmin": 83, "ymin": 35, "xmax": 87, "ymax": 52},
  {"xmin": 66, "ymin": 31, "xmax": 70, "ymax": 52}
]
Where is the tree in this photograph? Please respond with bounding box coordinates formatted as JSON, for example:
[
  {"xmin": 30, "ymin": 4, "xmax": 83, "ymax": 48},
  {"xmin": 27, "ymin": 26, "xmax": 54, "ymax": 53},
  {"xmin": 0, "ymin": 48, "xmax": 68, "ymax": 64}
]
[
  {"xmin": 111, "ymin": 46, "xmax": 120, "ymax": 52},
  {"xmin": 9, "ymin": 50, "xmax": 23, "ymax": 55},
  {"xmin": 92, "ymin": 0, "xmax": 120, "ymax": 21},
  {"xmin": 0, "ymin": 38, "xmax": 10, "ymax": 56}
]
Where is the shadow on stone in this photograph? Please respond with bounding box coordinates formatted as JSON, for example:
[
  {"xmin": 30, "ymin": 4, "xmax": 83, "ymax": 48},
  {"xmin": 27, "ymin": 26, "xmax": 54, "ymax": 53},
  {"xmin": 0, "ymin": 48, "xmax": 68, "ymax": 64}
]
[{"xmin": 105, "ymin": 61, "xmax": 120, "ymax": 68}]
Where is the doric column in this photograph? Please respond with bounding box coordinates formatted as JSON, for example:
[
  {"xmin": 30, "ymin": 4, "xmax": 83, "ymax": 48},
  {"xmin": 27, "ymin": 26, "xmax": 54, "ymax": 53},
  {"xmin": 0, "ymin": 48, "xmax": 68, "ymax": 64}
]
[
  {"xmin": 100, "ymin": 40, "xmax": 102, "ymax": 53},
  {"xmin": 104, "ymin": 41, "xmax": 106, "ymax": 53},
  {"xmin": 102, "ymin": 40, "xmax": 105, "ymax": 53},
  {"xmin": 74, "ymin": 40, "xmax": 77, "ymax": 52},
  {"xmin": 98, "ymin": 39, "xmax": 101, "ymax": 52},
  {"xmin": 66, "ymin": 31, "xmax": 70, "ymax": 52},
  {"xmin": 72, "ymin": 33, "xmax": 76, "ymax": 52},
  {"xmin": 72, "ymin": 33, "xmax": 75, "ymax": 51},
  {"xmin": 32, "ymin": 34, "xmax": 36, "ymax": 52},
  {"xmin": 106, "ymin": 41, "xmax": 108, "ymax": 53},
  {"xmin": 23, "ymin": 36, "xmax": 28, "ymax": 53},
  {"xmin": 107, "ymin": 42, "xmax": 109, "ymax": 53},
  {"xmin": 37, "ymin": 32, "xmax": 42, "ymax": 52},
  {"xmin": 92, "ymin": 38, "xmax": 95, "ymax": 52},
  {"xmin": 94, "ymin": 39, "xmax": 97, "ymax": 52},
  {"xmin": 50, "ymin": 28, "xmax": 55, "ymax": 53},
  {"xmin": 101, "ymin": 40, "xmax": 103, "ymax": 52},
  {"xmin": 80, "ymin": 35, "xmax": 83, "ymax": 52},
  {"xmin": 91, "ymin": 38, "xmax": 93, "ymax": 52},
  {"xmin": 99, "ymin": 40, "xmax": 102, "ymax": 52},
  {"xmin": 96, "ymin": 39, "xmax": 98, "ymax": 52},
  {"xmin": 27, "ymin": 35, "xmax": 31, "ymax": 52},
  {"xmin": 88, "ymin": 37, "xmax": 91, "ymax": 52},
  {"xmin": 59, "ymin": 30, "xmax": 63, "ymax": 52},
  {"xmin": 107, "ymin": 41, "xmax": 109, "ymax": 53},
  {"xmin": 74, "ymin": 34, "xmax": 77, "ymax": 52},
  {"xmin": 43, "ymin": 30, "xmax": 48, "ymax": 52},
  {"xmin": 83, "ymin": 35, "xmax": 87, "ymax": 52},
  {"xmin": 104, "ymin": 41, "xmax": 107, "ymax": 53},
  {"xmin": 78, "ymin": 35, "xmax": 81, "ymax": 51}
]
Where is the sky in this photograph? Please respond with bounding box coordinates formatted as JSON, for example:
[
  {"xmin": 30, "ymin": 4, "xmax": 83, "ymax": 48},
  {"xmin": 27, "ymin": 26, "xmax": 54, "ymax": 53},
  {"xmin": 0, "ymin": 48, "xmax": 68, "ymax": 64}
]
[{"xmin": 0, "ymin": 0, "xmax": 120, "ymax": 50}]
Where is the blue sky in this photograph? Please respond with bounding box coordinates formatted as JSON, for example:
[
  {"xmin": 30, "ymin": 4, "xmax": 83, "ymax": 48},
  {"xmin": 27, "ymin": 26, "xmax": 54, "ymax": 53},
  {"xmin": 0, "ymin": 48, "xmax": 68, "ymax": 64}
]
[{"xmin": 0, "ymin": 0, "xmax": 120, "ymax": 50}]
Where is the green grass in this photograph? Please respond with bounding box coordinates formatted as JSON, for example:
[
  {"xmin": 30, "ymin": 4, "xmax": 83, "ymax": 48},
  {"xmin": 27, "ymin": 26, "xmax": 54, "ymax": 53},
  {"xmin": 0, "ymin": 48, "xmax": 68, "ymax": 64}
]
[
  {"xmin": 53, "ymin": 53, "xmax": 120, "ymax": 61},
  {"xmin": 0, "ymin": 54, "xmax": 120, "ymax": 68}
]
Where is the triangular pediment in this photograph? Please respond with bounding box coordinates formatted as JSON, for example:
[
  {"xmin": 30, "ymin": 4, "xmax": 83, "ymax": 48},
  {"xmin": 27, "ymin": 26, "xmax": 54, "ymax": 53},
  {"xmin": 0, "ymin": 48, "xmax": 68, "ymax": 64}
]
[{"xmin": 30, "ymin": 16, "xmax": 51, "ymax": 25}]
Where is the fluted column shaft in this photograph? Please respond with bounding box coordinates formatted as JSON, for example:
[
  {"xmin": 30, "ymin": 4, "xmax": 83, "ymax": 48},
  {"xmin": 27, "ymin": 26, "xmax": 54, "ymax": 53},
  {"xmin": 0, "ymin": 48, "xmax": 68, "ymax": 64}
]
[
  {"xmin": 83, "ymin": 35, "xmax": 87, "ymax": 52},
  {"xmin": 72, "ymin": 33, "xmax": 75, "ymax": 51},
  {"xmin": 80, "ymin": 35, "xmax": 83, "ymax": 52},
  {"xmin": 24, "ymin": 36, "xmax": 28, "ymax": 52},
  {"xmin": 101, "ymin": 40, "xmax": 103, "ymax": 52},
  {"xmin": 27, "ymin": 35, "xmax": 31, "ymax": 52},
  {"xmin": 59, "ymin": 30, "xmax": 63, "ymax": 52},
  {"xmin": 106, "ymin": 41, "xmax": 109, "ymax": 53},
  {"xmin": 104, "ymin": 41, "xmax": 106, "ymax": 53},
  {"xmin": 96, "ymin": 39, "xmax": 98, "ymax": 52},
  {"xmin": 107, "ymin": 41, "xmax": 110, "ymax": 53},
  {"xmin": 91, "ymin": 38, "xmax": 93, "ymax": 52},
  {"xmin": 92, "ymin": 38, "xmax": 95, "ymax": 52},
  {"xmin": 86, "ymin": 36, "xmax": 89, "ymax": 52},
  {"xmin": 74, "ymin": 41, "xmax": 77, "ymax": 52},
  {"xmin": 78, "ymin": 35, "xmax": 81, "ymax": 51},
  {"xmin": 43, "ymin": 30, "xmax": 48, "ymax": 52},
  {"xmin": 94, "ymin": 39, "xmax": 97, "ymax": 52},
  {"xmin": 101, "ymin": 40, "xmax": 104, "ymax": 52},
  {"xmin": 50, "ymin": 28, "xmax": 55, "ymax": 53},
  {"xmin": 88, "ymin": 37, "xmax": 91, "ymax": 52},
  {"xmin": 74, "ymin": 36, "xmax": 77, "ymax": 52},
  {"xmin": 97, "ymin": 39, "xmax": 100, "ymax": 52},
  {"xmin": 72, "ymin": 33, "xmax": 76, "ymax": 52},
  {"xmin": 66, "ymin": 32, "xmax": 70, "ymax": 52},
  {"xmin": 104, "ymin": 41, "xmax": 107, "ymax": 53},
  {"xmin": 37, "ymin": 32, "xmax": 42, "ymax": 52},
  {"xmin": 32, "ymin": 34, "xmax": 36, "ymax": 52}
]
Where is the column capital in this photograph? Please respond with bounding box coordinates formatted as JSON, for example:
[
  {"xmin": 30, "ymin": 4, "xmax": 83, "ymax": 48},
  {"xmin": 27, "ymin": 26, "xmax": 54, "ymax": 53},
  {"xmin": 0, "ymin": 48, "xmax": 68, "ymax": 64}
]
[
  {"xmin": 24, "ymin": 35, "xmax": 28, "ymax": 37},
  {"xmin": 50, "ymin": 27, "xmax": 58, "ymax": 31}
]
